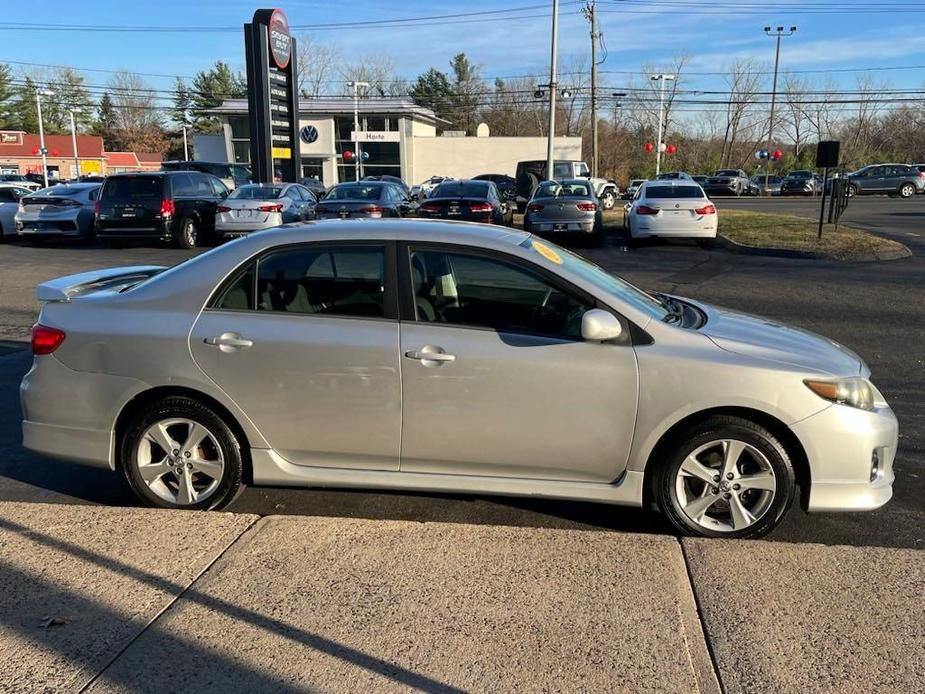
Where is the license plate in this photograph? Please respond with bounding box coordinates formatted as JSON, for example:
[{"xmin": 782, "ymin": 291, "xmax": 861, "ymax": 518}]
[
  {"xmin": 338, "ymin": 211, "xmax": 349, "ymax": 218},
  {"xmin": 553, "ymin": 223, "xmax": 568, "ymax": 232},
  {"xmin": 120, "ymin": 209, "xmax": 136, "ymax": 217},
  {"xmin": 448, "ymin": 207, "xmax": 461, "ymax": 216},
  {"xmin": 235, "ymin": 209, "xmax": 255, "ymax": 218}
]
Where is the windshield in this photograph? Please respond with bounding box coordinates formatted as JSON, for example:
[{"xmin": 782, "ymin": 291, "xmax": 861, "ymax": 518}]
[
  {"xmin": 630, "ymin": 180, "xmax": 645, "ymax": 186},
  {"xmin": 788, "ymin": 171, "xmax": 812, "ymax": 179},
  {"xmin": 230, "ymin": 185, "xmax": 284, "ymax": 199},
  {"xmin": 643, "ymin": 185, "xmax": 705, "ymax": 199},
  {"xmin": 432, "ymin": 182, "xmax": 490, "ymax": 198},
  {"xmin": 534, "ymin": 181, "xmax": 591, "ymax": 197},
  {"xmin": 324, "ymin": 185, "xmax": 383, "ymax": 201},
  {"xmin": 714, "ymin": 170, "xmax": 740, "ymax": 177},
  {"xmin": 520, "ymin": 237, "xmax": 668, "ymax": 321}
]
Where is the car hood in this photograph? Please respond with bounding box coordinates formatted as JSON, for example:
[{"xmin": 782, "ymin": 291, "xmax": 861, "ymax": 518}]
[{"xmin": 692, "ymin": 301, "xmax": 865, "ymax": 376}]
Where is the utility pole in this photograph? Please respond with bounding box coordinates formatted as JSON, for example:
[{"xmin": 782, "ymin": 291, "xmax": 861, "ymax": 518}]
[
  {"xmin": 35, "ymin": 88, "xmax": 54, "ymax": 188},
  {"xmin": 68, "ymin": 108, "xmax": 81, "ymax": 180},
  {"xmin": 582, "ymin": 1, "xmax": 601, "ymax": 177},
  {"xmin": 763, "ymin": 26, "xmax": 796, "ymax": 195},
  {"xmin": 650, "ymin": 74, "xmax": 675, "ymax": 178},
  {"xmin": 546, "ymin": 0, "xmax": 559, "ymax": 182},
  {"xmin": 347, "ymin": 80, "xmax": 369, "ymax": 181},
  {"xmin": 182, "ymin": 125, "xmax": 189, "ymax": 161}
]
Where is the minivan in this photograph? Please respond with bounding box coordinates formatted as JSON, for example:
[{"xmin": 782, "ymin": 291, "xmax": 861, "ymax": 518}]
[{"xmin": 95, "ymin": 171, "xmax": 229, "ymax": 248}]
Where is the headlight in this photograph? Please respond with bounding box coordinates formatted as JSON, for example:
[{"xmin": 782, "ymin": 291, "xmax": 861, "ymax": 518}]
[{"xmin": 804, "ymin": 377, "xmax": 887, "ymax": 411}]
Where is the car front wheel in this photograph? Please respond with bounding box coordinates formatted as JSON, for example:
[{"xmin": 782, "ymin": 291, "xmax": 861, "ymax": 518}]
[
  {"xmin": 653, "ymin": 416, "xmax": 795, "ymax": 539},
  {"xmin": 121, "ymin": 396, "xmax": 244, "ymax": 510}
]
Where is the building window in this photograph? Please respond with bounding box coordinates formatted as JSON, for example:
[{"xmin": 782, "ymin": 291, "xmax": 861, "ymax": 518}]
[
  {"xmin": 232, "ymin": 141, "xmax": 250, "ymax": 164},
  {"xmin": 229, "ymin": 116, "xmax": 250, "ymax": 139}
]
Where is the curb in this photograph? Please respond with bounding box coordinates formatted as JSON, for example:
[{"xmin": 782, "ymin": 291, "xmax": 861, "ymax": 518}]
[{"xmin": 717, "ymin": 232, "xmax": 912, "ymax": 262}]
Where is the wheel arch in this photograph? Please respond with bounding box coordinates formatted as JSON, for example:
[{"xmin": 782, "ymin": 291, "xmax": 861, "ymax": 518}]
[
  {"xmin": 641, "ymin": 405, "xmax": 811, "ymax": 510},
  {"xmin": 113, "ymin": 385, "xmax": 254, "ymax": 484}
]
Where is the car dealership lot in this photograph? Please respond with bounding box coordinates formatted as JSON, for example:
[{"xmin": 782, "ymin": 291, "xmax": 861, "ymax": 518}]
[{"xmin": 0, "ymin": 215, "xmax": 922, "ymax": 550}]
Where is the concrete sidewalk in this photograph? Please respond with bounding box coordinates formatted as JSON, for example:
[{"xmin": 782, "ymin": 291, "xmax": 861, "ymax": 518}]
[{"xmin": 0, "ymin": 501, "xmax": 922, "ymax": 693}]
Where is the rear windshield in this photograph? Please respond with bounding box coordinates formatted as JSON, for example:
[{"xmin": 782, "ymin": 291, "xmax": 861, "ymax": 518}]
[
  {"xmin": 643, "ymin": 185, "xmax": 705, "ymax": 199},
  {"xmin": 535, "ymin": 181, "xmax": 591, "ymax": 197},
  {"xmin": 323, "ymin": 185, "xmax": 383, "ymax": 201},
  {"xmin": 102, "ymin": 176, "xmax": 163, "ymax": 200},
  {"xmin": 230, "ymin": 185, "xmax": 284, "ymax": 199},
  {"xmin": 432, "ymin": 182, "xmax": 490, "ymax": 198}
]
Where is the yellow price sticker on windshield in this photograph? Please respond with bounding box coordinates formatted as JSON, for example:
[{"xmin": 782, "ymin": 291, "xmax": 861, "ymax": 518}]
[{"xmin": 531, "ymin": 240, "xmax": 563, "ymax": 265}]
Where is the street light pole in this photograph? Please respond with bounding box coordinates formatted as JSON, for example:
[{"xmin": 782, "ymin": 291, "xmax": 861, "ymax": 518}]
[
  {"xmin": 182, "ymin": 125, "xmax": 189, "ymax": 161},
  {"xmin": 546, "ymin": 0, "xmax": 560, "ymax": 182},
  {"xmin": 68, "ymin": 108, "xmax": 81, "ymax": 180},
  {"xmin": 583, "ymin": 1, "xmax": 600, "ymax": 178},
  {"xmin": 650, "ymin": 74, "xmax": 675, "ymax": 178},
  {"xmin": 763, "ymin": 25, "xmax": 796, "ymax": 195},
  {"xmin": 347, "ymin": 80, "xmax": 369, "ymax": 182},
  {"xmin": 35, "ymin": 89, "xmax": 54, "ymax": 188}
]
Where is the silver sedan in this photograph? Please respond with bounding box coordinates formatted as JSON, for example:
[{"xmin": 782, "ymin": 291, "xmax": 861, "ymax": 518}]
[
  {"xmin": 523, "ymin": 180, "xmax": 604, "ymax": 245},
  {"xmin": 15, "ymin": 183, "xmax": 101, "ymax": 240},
  {"xmin": 216, "ymin": 183, "xmax": 316, "ymax": 238},
  {"xmin": 20, "ymin": 221, "xmax": 897, "ymax": 538}
]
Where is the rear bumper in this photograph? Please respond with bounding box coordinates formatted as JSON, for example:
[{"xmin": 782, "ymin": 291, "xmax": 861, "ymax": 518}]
[
  {"xmin": 17, "ymin": 216, "xmax": 84, "ymax": 235},
  {"xmin": 96, "ymin": 221, "xmax": 173, "ymax": 241},
  {"xmin": 791, "ymin": 403, "xmax": 899, "ymax": 512},
  {"xmin": 22, "ymin": 420, "xmax": 113, "ymax": 469}
]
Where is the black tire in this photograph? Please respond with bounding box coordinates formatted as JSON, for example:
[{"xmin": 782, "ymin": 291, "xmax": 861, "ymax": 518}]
[
  {"xmin": 652, "ymin": 415, "xmax": 796, "ymax": 539},
  {"xmin": 600, "ymin": 190, "xmax": 616, "ymax": 211},
  {"xmin": 847, "ymin": 183, "xmax": 858, "ymax": 198},
  {"xmin": 121, "ymin": 396, "xmax": 244, "ymax": 511},
  {"xmin": 177, "ymin": 217, "xmax": 198, "ymax": 249},
  {"xmin": 899, "ymin": 183, "xmax": 916, "ymax": 199}
]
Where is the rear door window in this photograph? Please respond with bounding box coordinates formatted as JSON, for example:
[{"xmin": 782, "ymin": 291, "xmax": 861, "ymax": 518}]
[
  {"xmin": 102, "ymin": 176, "xmax": 164, "ymax": 201},
  {"xmin": 170, "ymin": 174, "xmax": 196, "ymax": 197},
  {"xmin": 192, "ymin": 174, "xmax": 215, "ymax": 197}
]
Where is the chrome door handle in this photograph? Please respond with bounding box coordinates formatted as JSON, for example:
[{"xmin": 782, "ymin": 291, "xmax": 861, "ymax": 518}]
[
  {"xmin": 205, "ymin": 332, "xmax": 254, "ymax": 350},
  {"xmin": 404, "ymin": 348, "xmax": 456, "ymax": 363}
]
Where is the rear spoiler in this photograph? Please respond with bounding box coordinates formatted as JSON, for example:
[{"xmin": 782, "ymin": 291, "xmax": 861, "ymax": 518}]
[{"xmin": 36, "ymin": 266, "xmax": 166, "ymax": 303}]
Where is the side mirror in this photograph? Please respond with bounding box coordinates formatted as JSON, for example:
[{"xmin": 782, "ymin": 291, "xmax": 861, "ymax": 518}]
[{"xmin": 581, "ymin": 309, "xmax": 623, "ymax": 342}]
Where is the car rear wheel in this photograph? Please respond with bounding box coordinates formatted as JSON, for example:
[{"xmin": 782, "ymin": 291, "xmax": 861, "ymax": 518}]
[
  {"xmin": 177, "ymin": 218, "xmax": 198, "ymax": 249},
  {"xmin": 600, "ymin": 190, "xmax": 616, "ymax": 210},
  {"xmin": 121, "ymin": 396, "xmax": 243, "ymax": 510},
  {"xmin": 899, "ymin": 183, "xmax": 916, "ymax": 198},
  {"xmin": 653, "ymin": 415, "xmax": 795, "ymax": 539}
]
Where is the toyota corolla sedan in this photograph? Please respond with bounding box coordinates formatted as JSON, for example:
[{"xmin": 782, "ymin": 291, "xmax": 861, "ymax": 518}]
[
  {"xmin": 523, "ymin": 179, "xmax": 602, "ymax": 244},
  {"xmin": 20, "ymin": 220, "xmax": 897, "ymax": 538}
]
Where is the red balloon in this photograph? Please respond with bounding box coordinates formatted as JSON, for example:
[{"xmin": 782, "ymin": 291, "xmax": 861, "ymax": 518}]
[
  {"xmin": 31, "ymin": 147, "xmax": 39, "ymax": 155},
  {"xmin": 343, "ymin": 150, "xmax": 354, "ymax": 161},
  {"xmin": 666, "ymin": 144, "xmax": 677, "ymax": 155},
  {"xmin": 644, "ymin": 142, "xmax": 654, "ymax": 153},
  {"xmin": 51, "ymin": 149, "xmax": 59, "ymax": 157},
  {"xmin": 772, "ymin": 149, "xmax": 783, "ymax": 161}
]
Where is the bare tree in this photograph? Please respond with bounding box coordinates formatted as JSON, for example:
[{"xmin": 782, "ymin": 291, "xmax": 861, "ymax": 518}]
[
  {"xmin": 719, "ymin": 59, "xmax": 763, "ymax": 167},
  {"xmin": 295, "ymin": 34, "xmax": 342, "ymax": 98},
  {"xmin": 108, "ymin": 71, "xmax": 166, "ymax": 153},
  {"xmin": 779, "ymin": 72, "xmax": 811, "ymax": 159},
  {"xmin": 338, "ymin": 55, "xmax": 403, "ymax": 97}
]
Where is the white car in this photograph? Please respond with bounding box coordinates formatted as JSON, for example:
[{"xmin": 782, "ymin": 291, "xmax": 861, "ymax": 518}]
[
  {"xmin": 0, "ymin": 175, "xmax": 41, "ymax": 192},
  {"xmin": 626, "ymin": 181, "xmax": 718, "ymax": 246},
  {"xmin": 0, "ymin": 186, "xmax": 32, "ymax": 241}
]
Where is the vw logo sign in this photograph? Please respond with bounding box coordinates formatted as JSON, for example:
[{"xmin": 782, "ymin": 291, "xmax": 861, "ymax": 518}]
[{"xmin": 300, "ymin": 125, "xmax": 319, "ymax": 144}]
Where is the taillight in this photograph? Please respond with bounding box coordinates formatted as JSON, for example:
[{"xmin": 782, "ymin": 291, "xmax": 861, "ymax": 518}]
[
  {"xmin": 576, "ymin": 202, "xmax": 597, "ymax": 211},
  {"xmin": 468, "ymin": 202, "xmax": 492, "ymax": 213},
  {"xmin": 420, "ymin": 203, "xmax": 440, "ymax": 214},
  {"xmin": 160, "ymin": 199, "xmax": 175, "ymax": 217},
  {"xmin": 918, "ymin": 171, "xmax": 925, "ymax": 180},
  {"xmin": 694, "ymin": 204, "xmax": 717, "ymax": 215},
  {"xmin": 635, "ymin": 205, "xmax": 660, "ymax": 215},
  {"xmin": 94, "ymin": 200, "xmax": 100, "ymax": 215},
  {"xmin": 359, "ymin": 206, "xmax": 384, "ymax": 217},
  {"xmin": 216, "ymin": 205, "xmax": 231, "ymax": 213},
  {"xmin": 31, "ymin": 324, "xmax": 65, "ymax": 355},
  {"xmin": 527, "ymin": 203, "xmax": 544, "ymax": 213},
  {"xmin": 257, "ymin": 204, "xmax": 284, "ymax": 213}
]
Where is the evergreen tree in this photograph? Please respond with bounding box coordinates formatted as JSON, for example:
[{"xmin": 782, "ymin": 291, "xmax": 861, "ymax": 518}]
[
  {"xmin": 95, "ymin": 92, "xmax": 119, "ymax": 149},
  {"xmin": 171, "ymin": 77, "xmax": 192, "ymax": 129},
  {"xmin": 449, "ymin": 53, "xmax": 483, "ymax": 135},
  {"xmin": 12, "ymin": 77, "xmax": 39, "ymax": 133},
  {"xmin": 0, "ymin": 63, "xmax": 14, "ymax": 129},
  {"xmin": 409, "ymin": 68, "xmax": 454, "ymax": 128},
  {"xmin": 44, "ymin": 68, "xmax": 93, "ymax": 133},
  {"xmin": 190, "ymin": 61, "xmax": 247, "ymax": 132}
]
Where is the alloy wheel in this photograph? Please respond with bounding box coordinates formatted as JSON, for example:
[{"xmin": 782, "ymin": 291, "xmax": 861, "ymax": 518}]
[
  {"xmin": 674, "ymin": 438, "xmax": 777, "ymax": 533},
  {"xmin": 184, "ymin": 221, "xmax": 197, "ymax": 247},
  {"xmin": 134, "ymin": 418, "xmax": 224, "ymax": 506},
  {"xmin": 601, "ymin": 192, "xmax": 616, "ymax": 210},
  {"xmin": 900, "ymin": 184, "xmax": 915, "ymax": 198}
]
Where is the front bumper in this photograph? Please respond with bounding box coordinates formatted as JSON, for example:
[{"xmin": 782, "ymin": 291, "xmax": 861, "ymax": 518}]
[
  {"xmin": 704, "ymin": 184, "xmax": 739, "ymax": 195},
  {"xmin": 791, "ymin": 402, "xmax": 898, "ymax": 512}
]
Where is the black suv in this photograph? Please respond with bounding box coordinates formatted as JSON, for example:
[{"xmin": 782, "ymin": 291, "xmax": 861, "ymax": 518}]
[
  {"xmin": 161, "ymin": 161, "xmax": 251, "ymax": 189},
  {"xmin": 95, "ymin": 171, "xmax": 229, "ymax": 248}
]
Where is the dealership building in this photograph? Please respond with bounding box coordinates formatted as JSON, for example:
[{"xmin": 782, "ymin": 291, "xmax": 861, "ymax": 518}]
[{"xmin": 208, "ymin": 98, "xmax": 582, "ymax": 186}]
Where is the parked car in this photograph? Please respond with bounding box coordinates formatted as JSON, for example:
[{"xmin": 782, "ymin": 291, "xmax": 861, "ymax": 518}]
[
  {"xmin": 411, "ymin": 176, "xmax": 454, "ymax": 200},
  {"xmin": 703, "ymin": 169, "xmax": 750, "ymax": 197},
  {"xmin": 0, "ymin": 186, "xmax": 32, "ymax": 242},
  {"xmin": 22, "ymin": 220, "xmax": 897, "ymax": 539},
  {"xmin": 748, "ymin": 175, "xmax": 783, "ymax": 196},
  {"xmin": 656, "ymin": 171, "xmax": 693, "ymax": 181},
  {"xmin": 418, "ymin": 179, "xmax": 513, "ymax": 226},
  {"xmin": 515, "ymin": 160, "xmax": 619, "ymax": 211},
  {"xmin": 24, "ymin": 173, "xmax": 47, "ymax": 187},
  {"xmin": 625, "ymin": 181, "xmax": 717, "ymax": 246},
  {"xmin": 0, "ymin": 173, "xmax": 41, "ymax": 191},
  {"xmin": 161, "ymin": 161, "xmax": 252, "ymax": 190},
  {"xmin": 216, "ymin": 183, "xmax": 317, "ymax": 238},
  {"xmin": 780, "ymin": 170, "xmax": 823, "ymax": 196},
  {"xmin": 95, "ymin": 171, "xmax": 230, "ymax": 249},
  {"xmin": 523, "ymin": 179, "xmax": 603, "ymax": 245},
  {"xmin": 623, "ymin": 179, "xmax": 646, "ymax": 199},
  {"xmin": 690, "ymin": 175, "xmax": 708, "ymax": 186},
  {"xmin": 472, "ymin": 173, "xmax": 517, "ymax": 201},
  {"xmin": 844, "ymin": 164, "xmax": 925, "ymax": 198},
  {"xmin": 361, "ymin": 174, "xmax": 411, "ymax": 196},
  {"xmin": 315, "ymin": 181, "xmax": 416, "ymax": 219},
  {"xmin": 15, "ymin": 183, "xmax": 101, "ymax": 241},
  {"xmin": 299, "ymin": 176, "xmax": 327, "ymax": 198}
]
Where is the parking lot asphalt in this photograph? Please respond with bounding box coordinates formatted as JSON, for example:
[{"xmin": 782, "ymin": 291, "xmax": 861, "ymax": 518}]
[{"xmin": 0, "ymin": 207, "xmax": 922, "ymax": 549}]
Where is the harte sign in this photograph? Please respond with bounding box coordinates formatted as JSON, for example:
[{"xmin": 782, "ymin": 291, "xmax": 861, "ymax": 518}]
[{"xmin": 268, "ymin": 9, "xmax": 291, "ymax": 70}]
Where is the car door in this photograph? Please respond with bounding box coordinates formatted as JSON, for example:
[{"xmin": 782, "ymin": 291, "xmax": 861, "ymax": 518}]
[
  {"xmin": 0, "ymin": 187, "xmax": 21, "ymax": 235},
  {"xmin": 190, "ymin": 241, "xmax": 402, "ymax": 470},
  {"xmin": 862, "ymin": 166, "xmax": 886, "ymax": 193},
  {"xmin": 398, "ymin": 244, "xmax": 638, "ymax": 482}
]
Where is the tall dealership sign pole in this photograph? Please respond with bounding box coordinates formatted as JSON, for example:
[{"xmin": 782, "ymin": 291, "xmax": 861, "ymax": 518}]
[
  {"xmin": 35, "ymin": 88, "xmax": 54, "ymax": 188},
  {"xmin": 545, "ymin": 0, "xmax": 559, "ymax": 182},
  {"xmin": 244, "ymin": 9, "xmax": 301, "ymax": 183}
]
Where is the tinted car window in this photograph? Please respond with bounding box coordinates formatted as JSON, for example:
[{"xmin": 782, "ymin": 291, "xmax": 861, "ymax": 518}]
[
  {"xmin": 169, "ymin": 174, "xmax": 195, "ymax": 197},
  {"xmin": 0, "ymin": 188, "xmax": 17, "ymax": 202},
  {"xmin": 193, "ymin": 174, "xmax": 215, "ymax": 196},
  {"xmin": 256, "ymin": 245, "xmax": 386, "ymax": 318},
  {"xmin": 552, "ymin": 163, "xmax": 572, "ymax": 178},
  {"xmin": 409, "ymin": 249, "xmax": 592, "ymax": 339},
  {"xmin": 324, "ymin": 185, "xmax": 384, "ymax": 201},
  {"xmin": 535, "ymin": 182, "xmax": 592, "ymax": 197},
  {"xmin": 102, "ymin": 176, "xmax": 164, "ymax": 201},
  {"xmin": 643, "ymin": 185, "xmax": 705, "ymax": 199},
  {"xmin": 212, "ymin": 265, "xmax": 255, "ymax": 311},
  {"xmin": 231, "ymin": 185, "xmax": 284, "ymax": 199},
  {"xmin": 432, "ymin": 182, "xmax": 491, "ymax": 198},
  {"xmin": 210, "ymin": 177, "xmax": 229, "ymax": 197}
]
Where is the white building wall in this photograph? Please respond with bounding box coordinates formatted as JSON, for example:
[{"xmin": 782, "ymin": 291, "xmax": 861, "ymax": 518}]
[{"xmin": 409, "ymin": 136, "xmax": 582, "ymax": 184}]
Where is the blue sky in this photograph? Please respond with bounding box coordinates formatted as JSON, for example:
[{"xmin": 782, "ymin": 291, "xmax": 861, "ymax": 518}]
[{"xmin": 1, "ymin": 1, "xmax": 922, "ymax": 100}]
